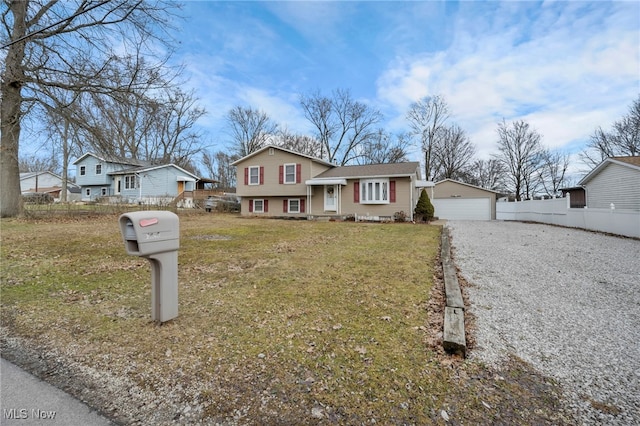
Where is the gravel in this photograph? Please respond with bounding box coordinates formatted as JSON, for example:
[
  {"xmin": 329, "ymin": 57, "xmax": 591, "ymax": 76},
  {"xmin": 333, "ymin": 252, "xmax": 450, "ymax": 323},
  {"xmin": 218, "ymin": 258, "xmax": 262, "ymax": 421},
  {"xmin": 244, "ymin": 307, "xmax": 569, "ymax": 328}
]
[{"xmin": 446, "ymin": 220, "xmax": 640, "ymax": 426}]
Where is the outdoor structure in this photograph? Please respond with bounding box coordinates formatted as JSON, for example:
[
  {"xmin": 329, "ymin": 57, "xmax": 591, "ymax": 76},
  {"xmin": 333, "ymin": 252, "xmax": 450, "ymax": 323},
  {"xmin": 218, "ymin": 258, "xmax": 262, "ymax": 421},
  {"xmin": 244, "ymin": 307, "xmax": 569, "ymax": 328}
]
[
  {"xmin": 430, "ymin": 179, "xmax": 499, "ymax": 220},
  {"xmin": 232, "ymin": 145, "xmax": 428, "ymax": 221},
  {"xmin": 577, "ymin": 156, "xmax": 640, "ymax": 210},
  {"xmin": 560, "ymin": 186, "xmax": 586, "ymax": 208},
  {"xmin": 20, "ymin": 171, "xmax": 80, "ymax": 201},
  {"xmin": 74, "ymin": 153, "xmax": 206, "ymax": 207},
  {"xmin": 497, "ymin": 156, "xmax": 640, "ymax": 238}
]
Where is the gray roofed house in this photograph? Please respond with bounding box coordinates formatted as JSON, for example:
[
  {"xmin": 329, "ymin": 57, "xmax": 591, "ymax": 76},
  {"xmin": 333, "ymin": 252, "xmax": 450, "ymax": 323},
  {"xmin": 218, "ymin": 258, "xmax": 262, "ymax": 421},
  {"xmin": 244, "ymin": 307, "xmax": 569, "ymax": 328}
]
[{"xmin": 233, "ymin": 145, "xmax": 427, "ymax": 221}]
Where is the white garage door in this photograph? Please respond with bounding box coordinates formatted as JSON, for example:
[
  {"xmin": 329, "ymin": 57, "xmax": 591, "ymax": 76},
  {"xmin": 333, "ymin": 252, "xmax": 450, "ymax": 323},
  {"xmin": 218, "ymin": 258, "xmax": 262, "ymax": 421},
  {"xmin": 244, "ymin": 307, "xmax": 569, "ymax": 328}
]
[{"xmin": 433, "ymin": 198, "xmax": 491, "ymax": 220}]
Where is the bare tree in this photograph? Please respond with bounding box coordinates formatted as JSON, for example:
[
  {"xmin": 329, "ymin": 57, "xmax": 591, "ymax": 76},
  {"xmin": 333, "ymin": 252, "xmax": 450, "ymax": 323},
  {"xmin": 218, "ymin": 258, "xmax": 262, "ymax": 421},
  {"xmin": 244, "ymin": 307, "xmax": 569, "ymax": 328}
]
[
  {"xmin": 226, "ymin": 106, "xmax": 278, "ymax": 157},
  {"xmin": 581, "ymin": 95, "xmax": 640, "ymax": 168},
  {"xmin": 538, "ymin": 149, "xmax": 570, "ymax": 198},
  {"xmin": 1, "ymin": 0, "xmax": 180, "ymax": 217},
  {"xmin": 357, "ymin": 130, "xmax": 410, "ymax": 165},
  {"xmin": 493, "ymin": 119, "xmax": 544, "ymax": 201},
  {"xmin": 467, "ymin": 159, "xmax": 505, "ymax": 191},
  {"xmin": 300, "ymin": 88, "xmax": 382, "ymax": 165},
  {"xmin": 202, "ymin": 150, "xmax": 237, "ymax": 191},
  {"xmin": 431, "ymin": 124, "xmax": 476, "ymax": 181},
  {"xmin": 406, "ymin": 95, "xmax": 450, "ymax": 180},
  {"xmin": 273, "ymin": 128, "xmax": 322, "ymax": 158}
]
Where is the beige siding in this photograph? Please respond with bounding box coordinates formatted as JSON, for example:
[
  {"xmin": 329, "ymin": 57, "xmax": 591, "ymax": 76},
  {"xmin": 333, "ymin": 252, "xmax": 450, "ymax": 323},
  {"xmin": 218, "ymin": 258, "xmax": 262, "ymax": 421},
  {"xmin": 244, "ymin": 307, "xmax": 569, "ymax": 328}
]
[
  {"xmin": 586, "ymin": 164, "xmax": 640, "ymax": 210},
  {"xmin": 310, "ymin": 177, "xmax": 414, "ymax": 219},
  {"xmin": 235, "ymin": 149, "xmax": 331, "ymax": 198},
  {"xmin": 432, "ymin": 180, "xmax": 497, "ymax": 220}
]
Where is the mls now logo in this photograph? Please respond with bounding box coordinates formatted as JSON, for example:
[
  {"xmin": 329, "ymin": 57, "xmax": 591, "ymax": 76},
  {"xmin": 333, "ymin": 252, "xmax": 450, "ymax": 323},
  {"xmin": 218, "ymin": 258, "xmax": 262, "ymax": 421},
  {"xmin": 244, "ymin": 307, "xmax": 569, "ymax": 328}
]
[{"xmin": 3, "ymin": 408, "xmax": 28, "ymax": 419}]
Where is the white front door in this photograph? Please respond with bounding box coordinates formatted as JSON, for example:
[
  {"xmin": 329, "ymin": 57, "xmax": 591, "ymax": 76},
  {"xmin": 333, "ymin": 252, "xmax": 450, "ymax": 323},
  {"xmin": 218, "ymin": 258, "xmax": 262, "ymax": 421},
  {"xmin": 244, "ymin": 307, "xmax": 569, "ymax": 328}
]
[
  {"xmin": 114, "ymin": 177, "xmax": 122, "ymax": 195},
  {"xmin": 324, "ymin": 185, "xmax": 337, "ymax": 211}
]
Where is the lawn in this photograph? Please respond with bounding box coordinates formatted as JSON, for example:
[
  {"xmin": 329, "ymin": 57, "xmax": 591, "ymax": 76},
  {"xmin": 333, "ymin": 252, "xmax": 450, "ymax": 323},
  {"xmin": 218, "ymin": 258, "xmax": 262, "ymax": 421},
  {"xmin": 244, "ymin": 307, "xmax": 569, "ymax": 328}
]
[{"xmin": 1, "ymin": 212, "xmax": 570, "ymax": 424}]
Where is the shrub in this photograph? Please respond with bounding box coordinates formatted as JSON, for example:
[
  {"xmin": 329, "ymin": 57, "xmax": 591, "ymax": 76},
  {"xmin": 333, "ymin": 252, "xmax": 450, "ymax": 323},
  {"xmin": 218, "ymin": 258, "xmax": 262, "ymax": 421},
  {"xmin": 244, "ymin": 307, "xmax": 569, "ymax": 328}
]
[
  {"xmin": 393, "ymin": 211, "xmax": 408, "ymax": 222},
  {"xmin": 414, "ymin": 189, "xmax": 434, "ymax": 222}
]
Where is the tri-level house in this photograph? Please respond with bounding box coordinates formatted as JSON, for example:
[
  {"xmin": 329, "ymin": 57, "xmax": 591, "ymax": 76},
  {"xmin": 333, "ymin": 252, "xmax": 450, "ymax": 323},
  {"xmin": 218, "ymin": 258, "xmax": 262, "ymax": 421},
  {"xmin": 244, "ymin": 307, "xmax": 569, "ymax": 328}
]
[
  {"xmin": 73, "ymin": 153, "xmax": 202, "ymax": 206},
  {"xmin": 232, "ymin": 145, "xmax": 429, "ymax": 221}
]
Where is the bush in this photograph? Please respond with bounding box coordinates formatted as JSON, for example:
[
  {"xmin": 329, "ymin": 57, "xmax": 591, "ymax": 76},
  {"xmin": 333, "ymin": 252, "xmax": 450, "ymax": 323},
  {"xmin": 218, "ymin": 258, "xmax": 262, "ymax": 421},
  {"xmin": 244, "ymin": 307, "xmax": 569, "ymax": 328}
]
[
  {"xmin": 414, "ymin": 189, "xmax": 434, "ymax": 222},
  {"xmin": 393, "ymin": 211, "xmax": 408, "ymax": 222}
]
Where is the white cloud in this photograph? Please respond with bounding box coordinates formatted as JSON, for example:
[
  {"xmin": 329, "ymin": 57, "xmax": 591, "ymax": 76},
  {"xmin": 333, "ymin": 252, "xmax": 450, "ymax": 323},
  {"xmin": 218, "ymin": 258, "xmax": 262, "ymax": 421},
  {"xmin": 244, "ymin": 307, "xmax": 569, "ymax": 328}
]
[{"xmin": 375, "ymin": 1, "xmax": 639, "ymax": 158}]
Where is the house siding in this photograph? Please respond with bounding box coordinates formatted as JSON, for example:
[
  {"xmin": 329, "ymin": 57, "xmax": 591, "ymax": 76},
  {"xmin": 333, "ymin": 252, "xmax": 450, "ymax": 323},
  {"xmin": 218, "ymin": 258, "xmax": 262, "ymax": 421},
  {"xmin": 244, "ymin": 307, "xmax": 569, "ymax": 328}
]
[
  {"xmin": 585, "ymin": 163, "xmax": 640, "ymax": 210},
  {"xmin": 310, "ymin": 177, "xmax": 413, "ymax": 219},
  {"xmin": 235, "ymin": 149, "xmax": 331, "ymax": 198},
  {"xmin": 75, "ymin": 155, "xmax": 121, "ymax": 186},
  {"xmin": 432, "ymin": 180, "xmax": 497, "ymax": 220}
]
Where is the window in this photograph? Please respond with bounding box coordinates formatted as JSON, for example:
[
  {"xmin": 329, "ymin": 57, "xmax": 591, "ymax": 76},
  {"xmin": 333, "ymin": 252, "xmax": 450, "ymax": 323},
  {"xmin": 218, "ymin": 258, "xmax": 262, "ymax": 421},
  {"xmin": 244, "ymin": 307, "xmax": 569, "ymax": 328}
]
[
  {"xmin": 95, "ymin": 164, "xmax": 102, "ymax": 175},
  {"xmin": 285, "ymin": 164, "xmax": 296, "ymax": 184},
  {"xmin": 250, "ymin": 199, "xmax": 267, "ymax": 213},
  {"xmin": 359, "ymin": 179, "xmax": 395, "ymax": 204},
  {"xmin": 85, "ymin": 188, "xmax": 91, "ymax": 197},
  {"xmin": 101, "ymin": 187, "xmax": 108, "ymax": 196},
  {"xmin": 245, "ymin": 166, "xmax": 263, "ymax": 185},
  {"xmin": 80, "ymin": 166, "xmax": 86, "ymax": 176},
  {"xmin": 283, "ymin": 198, "xmax": 305, "ymax": 213},
  {"xmin": 125, "ymin": 175, "xmax": 136, "ymax": 190},
  {"xmin": 288, "ymin": 199, "xmax": 300, "ymax": 213},
  {"xmin": 279, "ymin": 163, "xmax": 301, "ymax": 184}
]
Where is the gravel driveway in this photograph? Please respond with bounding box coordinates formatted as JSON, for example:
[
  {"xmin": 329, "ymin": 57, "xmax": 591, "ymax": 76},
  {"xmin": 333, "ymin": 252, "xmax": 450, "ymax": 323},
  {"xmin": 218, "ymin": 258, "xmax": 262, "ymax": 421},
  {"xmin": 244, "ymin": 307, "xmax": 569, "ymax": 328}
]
[{"xmin": 446, "ymin": 221, "xmax": 640, "ymax": 426}]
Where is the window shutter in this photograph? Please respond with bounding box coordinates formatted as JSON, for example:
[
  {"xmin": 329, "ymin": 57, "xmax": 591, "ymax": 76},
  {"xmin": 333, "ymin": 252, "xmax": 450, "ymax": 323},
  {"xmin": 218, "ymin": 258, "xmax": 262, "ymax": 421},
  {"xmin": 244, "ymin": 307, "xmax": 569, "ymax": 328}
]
[
  {"xmin": 244, "ymin": 167, "xmax": 249, "ymax": 185},
  {"xmin": 354, "ymin": 181, "xmax": 360, "ymax": 202},
  {"xmin": 259, "ymin": 166, "xmax": 264, "ymax": 184},
  {"xmin": 249, "ymin": 199, "xmax": 253, "ymax": 212},
  {"xmin": 390, "ymin": 180, "xmax": 396, "ymax": 203},
  {"xmin": 300, "ymin": 199, "xmax": 306, "ymax": 213},
  {"xmin": 296, "ymin": 164, "xmax": 302, "ymax": 183},
  {"xmin": 279, "ymin": 165, "xmax": 284, "ymax": 184},
  {"xmin": 264, "ymin": 199, "xmax": 269, "ymax": 212},
  {"xmin": 283, "ymin": 199, "xmax": 288, "ymax": 213}
]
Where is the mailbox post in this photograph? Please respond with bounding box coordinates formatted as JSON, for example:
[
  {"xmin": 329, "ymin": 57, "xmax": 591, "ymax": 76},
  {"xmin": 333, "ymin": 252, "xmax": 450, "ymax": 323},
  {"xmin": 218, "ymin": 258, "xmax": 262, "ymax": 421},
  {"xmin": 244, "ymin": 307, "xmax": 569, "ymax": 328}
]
[{"xmin": 119, "ymin": 211, "xmax": 180, "ymax": 323}]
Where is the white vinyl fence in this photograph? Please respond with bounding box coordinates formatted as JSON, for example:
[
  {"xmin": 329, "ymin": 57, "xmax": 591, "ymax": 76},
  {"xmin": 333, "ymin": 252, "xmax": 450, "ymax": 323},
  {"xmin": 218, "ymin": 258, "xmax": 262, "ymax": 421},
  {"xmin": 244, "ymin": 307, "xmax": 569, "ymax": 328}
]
[{"xmin": 496, "ymin": 196, "xmax": 640, "ymax": 238}]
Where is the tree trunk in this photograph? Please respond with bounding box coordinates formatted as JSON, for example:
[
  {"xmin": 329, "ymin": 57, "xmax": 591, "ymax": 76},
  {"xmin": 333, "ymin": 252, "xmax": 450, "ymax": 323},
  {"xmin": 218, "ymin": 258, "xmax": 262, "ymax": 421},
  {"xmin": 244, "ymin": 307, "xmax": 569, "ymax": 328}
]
[{"xmin": 0, "ymin": 1, "xmax": 27, "ymax": 217}]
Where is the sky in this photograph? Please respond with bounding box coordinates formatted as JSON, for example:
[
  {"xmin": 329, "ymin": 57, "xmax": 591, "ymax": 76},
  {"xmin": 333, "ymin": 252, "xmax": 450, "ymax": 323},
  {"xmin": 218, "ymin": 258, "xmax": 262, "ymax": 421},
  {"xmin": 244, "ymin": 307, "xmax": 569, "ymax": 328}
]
[{"xmin": 176, "ymin": 1, "xmax": 638, "ymax": 176}]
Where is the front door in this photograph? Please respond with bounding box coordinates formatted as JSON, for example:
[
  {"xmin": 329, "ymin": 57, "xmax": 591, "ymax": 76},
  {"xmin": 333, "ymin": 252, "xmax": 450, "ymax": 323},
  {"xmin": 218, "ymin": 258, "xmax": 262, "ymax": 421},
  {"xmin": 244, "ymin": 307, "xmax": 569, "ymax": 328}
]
[
  {"xmin": 114, "ymin": 177, "xmax": 122, "ymax": 195},
  {"xmin": 177, "ymin": 181, "xmax": 185, "ymax": 194},
  {"xmin": 324, "ymin": 185, "xmax": 337, "ymax": 211}
]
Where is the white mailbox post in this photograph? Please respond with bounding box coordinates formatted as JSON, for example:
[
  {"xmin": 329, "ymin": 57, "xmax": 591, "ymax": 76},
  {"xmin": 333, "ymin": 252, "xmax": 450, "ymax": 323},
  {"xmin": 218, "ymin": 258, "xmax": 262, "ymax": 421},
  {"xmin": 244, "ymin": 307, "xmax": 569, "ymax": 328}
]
[{"xmin": 119, "ymin": 211, "xmax": 180, "ymax": 323}]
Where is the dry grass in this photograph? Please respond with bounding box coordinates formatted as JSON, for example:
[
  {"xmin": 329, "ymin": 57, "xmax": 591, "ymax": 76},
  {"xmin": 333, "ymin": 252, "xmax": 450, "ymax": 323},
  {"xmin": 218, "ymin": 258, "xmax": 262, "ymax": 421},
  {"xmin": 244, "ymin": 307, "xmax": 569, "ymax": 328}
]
[{"xmin": 1, "ymin": 213, "xmax": 571, "ymax": 424}]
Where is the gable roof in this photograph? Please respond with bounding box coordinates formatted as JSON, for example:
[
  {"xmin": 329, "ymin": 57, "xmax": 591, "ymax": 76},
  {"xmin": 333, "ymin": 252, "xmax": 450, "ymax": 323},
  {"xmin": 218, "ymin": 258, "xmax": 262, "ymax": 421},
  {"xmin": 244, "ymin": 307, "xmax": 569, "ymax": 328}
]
[
  {"xmin": 108, "ymin": 163, "xmax": 199, "ymax": 180},
  {"xmin": 231, "ymin": 145, "xmax": 334, "ymax": 167},
  {"xmin": 578, "ymin": 156, "xmax": 640, "ymax": 185},
  {"xmin": 434, "ymin": 178, "xmax": 501, "ymax": 194},
  {"xmin": 20, "ymin": 171, "xmax": 62, "ymax": 180},
  {"xmin": 72, "ymin": 152, "xmax": 148, "ymax": 167},
  {"xmin": 314, "ymin": 162, "xmax": 421, "ymax": 179}
]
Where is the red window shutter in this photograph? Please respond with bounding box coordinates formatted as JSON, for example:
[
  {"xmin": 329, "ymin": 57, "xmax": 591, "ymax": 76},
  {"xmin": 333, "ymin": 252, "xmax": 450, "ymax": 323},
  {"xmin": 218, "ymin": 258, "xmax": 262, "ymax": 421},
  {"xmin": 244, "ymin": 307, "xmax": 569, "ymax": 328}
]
[
  {"xmin": 354, "ymin": 181, "xmax": 360, "ymax": 202},
  {"xmin": 259, "ymin": 166, "xmax": 264, "ymax": 184},
  {"xmin": 390, "ymin": 180, "xmax": 396, "ymax": 203},
  {"xmin": 249, "ymin": 199, "xmax": 253, "ymax": 212},
  {"xmin": 300, "ymin": 199, "xmax": 305, "ymax": 213},
  {"xmin": 264, "ymin": 199, "xmax": 269, "ymax": 212},
  {"xmin": 244, "ymin": 167, "xmax": 249, "ymax": 185},
  {"xmin": 279, "ymin": 165, "xmax": 284, "ymax": 184},
  {"xmin": 283, "ymin": 199, "xmax": 288, "ymax": 213},
  {"xmin": 296, "ymin": 164, "xmax": 302, "ymax": 183}
]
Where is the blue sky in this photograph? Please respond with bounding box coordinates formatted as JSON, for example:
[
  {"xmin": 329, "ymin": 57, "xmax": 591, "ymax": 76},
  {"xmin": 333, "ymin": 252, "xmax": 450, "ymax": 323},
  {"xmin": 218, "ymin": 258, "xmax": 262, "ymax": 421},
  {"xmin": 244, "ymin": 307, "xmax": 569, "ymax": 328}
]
[{"xmin": 176, "ymin": 0, "xmax": 638, "ymax": 172}]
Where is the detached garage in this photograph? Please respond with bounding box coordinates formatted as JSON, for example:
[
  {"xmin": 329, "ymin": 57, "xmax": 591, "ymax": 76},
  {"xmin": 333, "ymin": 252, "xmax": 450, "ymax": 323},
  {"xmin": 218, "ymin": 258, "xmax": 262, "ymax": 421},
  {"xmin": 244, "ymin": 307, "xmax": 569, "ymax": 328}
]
[{"xmin": 431, "ymin": 179, "xmax": 498, "ymax": 220}]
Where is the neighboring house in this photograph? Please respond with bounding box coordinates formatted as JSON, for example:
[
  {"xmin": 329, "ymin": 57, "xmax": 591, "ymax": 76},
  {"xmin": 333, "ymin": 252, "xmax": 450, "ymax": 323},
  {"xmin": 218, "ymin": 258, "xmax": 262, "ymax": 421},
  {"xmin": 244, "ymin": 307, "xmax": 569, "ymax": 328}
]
[
  {"xmin": 560, "ymin": 186, "xmax": 586, "ymax": 208},
  {"xmin": 430, "ymin": 179, "xmax": 499, "ymax": 220},
  {"xmin": 232, "ymin": 145, "xmax": 426, "ymax": 221},
  {"xmin": 577, "ymin": 156, "xmax": 640, "ymax": 210},
  {"xmin": 20, "ymin": 171, "xmax": 81, "ymax": 201},
  {"xmin": 73, "ymin": 153, "xmax": 199, "ymax": 206}
]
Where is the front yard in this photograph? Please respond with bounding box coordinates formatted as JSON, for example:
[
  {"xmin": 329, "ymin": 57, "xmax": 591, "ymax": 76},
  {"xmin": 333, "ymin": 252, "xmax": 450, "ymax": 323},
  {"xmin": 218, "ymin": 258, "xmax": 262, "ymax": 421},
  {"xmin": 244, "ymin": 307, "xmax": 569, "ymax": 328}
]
[{"xmin": 1, "ymin": 213, "xmax": 570, "ymax": 424}]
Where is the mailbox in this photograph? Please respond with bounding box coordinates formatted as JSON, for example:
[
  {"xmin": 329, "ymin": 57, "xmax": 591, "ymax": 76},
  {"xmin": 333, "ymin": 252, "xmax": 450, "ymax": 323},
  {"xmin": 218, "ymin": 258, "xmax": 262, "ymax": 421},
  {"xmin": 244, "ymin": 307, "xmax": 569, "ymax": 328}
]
[
  {"xmin": 119, "ymin": 211, "xmax": 180, "ymax": 323},
  {"xmin": 120, "ymin": 211, "xmax": 179, "ymax": 256}
]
